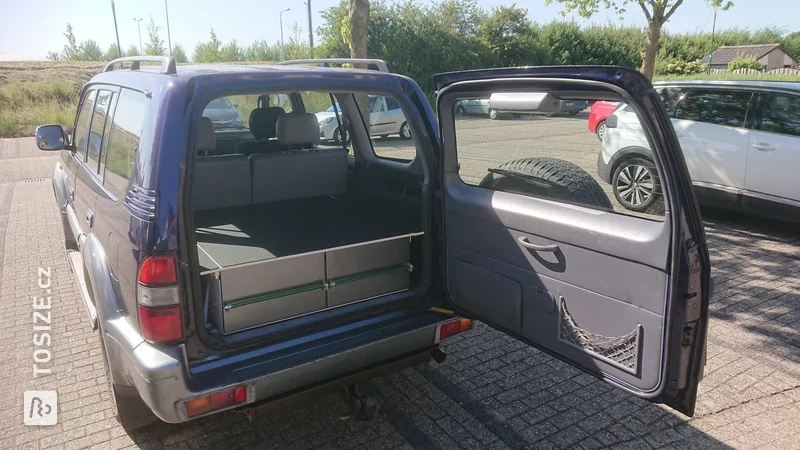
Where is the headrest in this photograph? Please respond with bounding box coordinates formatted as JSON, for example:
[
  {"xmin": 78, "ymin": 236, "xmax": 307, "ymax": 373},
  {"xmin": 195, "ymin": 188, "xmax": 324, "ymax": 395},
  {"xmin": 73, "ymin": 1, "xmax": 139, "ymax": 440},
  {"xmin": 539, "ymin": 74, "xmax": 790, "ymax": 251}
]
[
  {"xmin": 249, "ymin": 107, "xmax": 286, "ymax": 140},
  {"xmin": 198, "ymin": 117, "xmax": 215, "ymax": 153},
  {"xmin": 276, "ymin": 113, "xmax": 320, "ymax": 146}
]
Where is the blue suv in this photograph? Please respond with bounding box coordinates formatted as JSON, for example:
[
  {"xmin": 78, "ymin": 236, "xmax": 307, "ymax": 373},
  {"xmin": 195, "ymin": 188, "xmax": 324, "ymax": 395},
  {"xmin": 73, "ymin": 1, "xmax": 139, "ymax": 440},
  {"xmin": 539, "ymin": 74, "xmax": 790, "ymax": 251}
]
[{"xmin": 36, "ymin": 56, "xmax": 711, "ymax": 430}]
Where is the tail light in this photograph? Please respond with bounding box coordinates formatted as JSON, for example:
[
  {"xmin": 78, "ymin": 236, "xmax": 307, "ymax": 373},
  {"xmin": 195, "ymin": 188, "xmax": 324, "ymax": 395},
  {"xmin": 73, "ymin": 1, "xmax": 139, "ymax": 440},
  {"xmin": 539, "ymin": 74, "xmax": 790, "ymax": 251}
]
[
  {"xmin": 435, "ymin": 318, "xmax": 473, "ymax": 342},
  {"xmin": 183, "ymin": 386, "xmax": 248, "ymax": 418},
  {"xmin": 137, "ymin": 254, "xmax": 183, "ymax": 343}
]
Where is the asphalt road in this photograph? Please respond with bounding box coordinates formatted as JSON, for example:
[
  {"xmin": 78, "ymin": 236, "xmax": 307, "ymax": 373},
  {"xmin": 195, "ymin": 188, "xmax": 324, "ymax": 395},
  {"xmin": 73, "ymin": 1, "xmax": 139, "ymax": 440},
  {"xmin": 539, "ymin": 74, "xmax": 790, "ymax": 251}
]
[{"xmin": 1, "ymin": 116, "xmax": 798, "ymax": 449}]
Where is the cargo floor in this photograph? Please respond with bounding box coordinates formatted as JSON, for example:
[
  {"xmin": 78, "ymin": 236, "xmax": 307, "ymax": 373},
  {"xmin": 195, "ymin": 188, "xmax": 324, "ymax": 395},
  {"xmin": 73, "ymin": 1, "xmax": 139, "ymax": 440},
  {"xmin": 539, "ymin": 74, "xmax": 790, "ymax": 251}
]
[{"xmin": 195, "ymin": 195, "xmax": 421, "ymax": 271}]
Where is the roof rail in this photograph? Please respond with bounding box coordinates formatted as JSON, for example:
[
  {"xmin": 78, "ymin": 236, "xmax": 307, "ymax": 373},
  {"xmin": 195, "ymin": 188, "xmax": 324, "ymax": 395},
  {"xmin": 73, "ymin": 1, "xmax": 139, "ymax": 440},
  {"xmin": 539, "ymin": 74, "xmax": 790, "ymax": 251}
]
[
  {"xmin": 275, "ymin": 58, "xmax": 394, "ymax": 73},
  {"xmin": 103, "ymin": 56, "xmax": 177, "ymax": 75}
]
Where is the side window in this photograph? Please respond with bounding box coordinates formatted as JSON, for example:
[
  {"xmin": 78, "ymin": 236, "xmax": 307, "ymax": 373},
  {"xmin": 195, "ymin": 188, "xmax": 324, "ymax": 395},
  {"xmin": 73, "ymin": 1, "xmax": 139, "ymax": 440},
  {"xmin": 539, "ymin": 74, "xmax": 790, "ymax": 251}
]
[
  {"xmin": 87, "ymin": 90, "xmax": 114, "ymax": 177},
  {"xmin": 756, "ymin": 94, "xmax": 800, "ymax": 137},
  {"xmin": 674, "ymin": 89, "xmax": 752, "ymax": 128},
  {"xmin": 658, "ymin": 87, "xmax": 684, "ymax": 117},
  {"xmin": 105, "ymin": 89, "xmax": 147, "ymax": 197},
  {"xmin": 385, "ymin": 97, "xmax": 401, "ymax": 111},
  {"xmin": 455, "ymin": 93, "xmax": 665, "ymax": 221},
  {"xmin": 73, "ymin": 90, "xmax": 97, "ymax": 161}
]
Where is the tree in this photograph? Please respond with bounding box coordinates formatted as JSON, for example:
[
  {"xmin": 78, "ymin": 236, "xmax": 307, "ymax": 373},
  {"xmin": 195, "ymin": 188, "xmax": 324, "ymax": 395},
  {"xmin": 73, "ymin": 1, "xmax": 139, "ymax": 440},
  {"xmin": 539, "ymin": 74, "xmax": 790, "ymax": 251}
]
[
  {"xmin": 125, "ymin": 44, "xmax": 141, "ymax": 57},
  {"xmin": 479, "ymin": 5, "xmax": 551, "ymax": 66},
  {"xmin": 144, "ymin": 15, "xmax": 167, "ymax": 56},
  {"xmin": 243, "ymin": 39, "xmax": 281, "ymax": 61},
  {"xmin": 45, "ymin": 51, "xmax": 60, "ymax": 61},
  {"xmin": 80, "ymin": 40, "xmax": 103, "ymax": 61},
  {"xmin": 171, "ymin": 43, "xmax": 189, "ymax": 63},
  {"xmin": 220, "ymin": 39, "xmax": 244, "ymax": 61},
  {"xmin": 348, "ymin": 0, "xmax": 370, "ymax": 125},
  {"xmin": 103, "ymin": 43, "xmax": 120, "ymax": 60},
  {"xmin": 728, "ymin": 55, "xmax": 764, "ymax": 72},
  {"xmin": 546, "ymin": 0, "xmax": 703, "ymax": 80},
  {"xmin": 61, "ymin": 24, "xmax": 81, "ymax": 60},
  {"xmin": 781, "ymin": 31, "xmax": 800, "ymax": 62},
  {"xmin": 193, "ymin": 29, "xmax": 223, "ymax": 62}
]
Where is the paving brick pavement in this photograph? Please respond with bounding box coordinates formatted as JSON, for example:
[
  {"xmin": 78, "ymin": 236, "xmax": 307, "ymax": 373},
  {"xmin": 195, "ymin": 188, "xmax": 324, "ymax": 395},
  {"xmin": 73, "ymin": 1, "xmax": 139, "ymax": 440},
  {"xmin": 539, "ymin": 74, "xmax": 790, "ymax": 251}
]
[{"xmin": 0, "ymin": 136, "xmax": 798, "ymax": 449}]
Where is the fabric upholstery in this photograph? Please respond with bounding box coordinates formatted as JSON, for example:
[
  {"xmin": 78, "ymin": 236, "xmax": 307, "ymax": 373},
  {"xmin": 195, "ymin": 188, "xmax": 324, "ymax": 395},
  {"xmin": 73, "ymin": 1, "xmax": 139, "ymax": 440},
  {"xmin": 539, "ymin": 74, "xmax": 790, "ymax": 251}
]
[
  {"xmin": 276, "ymin": 113, "xmax": 320, "ymax": 146},
  {"xmin": 250, "ymin": 148, "xmax": 348, "ymax": 204},
  {"xmin": 192, "ymin": 154, "xmax": 252, "ymax": 210}
]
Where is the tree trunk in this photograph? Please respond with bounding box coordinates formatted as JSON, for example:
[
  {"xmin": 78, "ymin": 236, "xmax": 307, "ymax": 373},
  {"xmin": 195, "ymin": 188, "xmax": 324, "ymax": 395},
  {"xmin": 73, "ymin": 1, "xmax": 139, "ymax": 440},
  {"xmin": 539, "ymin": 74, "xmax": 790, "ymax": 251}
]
[
  {"xmin": 640, "ymin": 19, "xmax": 662, "ymax": 81},
  {"xmin": 348, "ymin": 0, "xmax": 370, "ymax": 138}
]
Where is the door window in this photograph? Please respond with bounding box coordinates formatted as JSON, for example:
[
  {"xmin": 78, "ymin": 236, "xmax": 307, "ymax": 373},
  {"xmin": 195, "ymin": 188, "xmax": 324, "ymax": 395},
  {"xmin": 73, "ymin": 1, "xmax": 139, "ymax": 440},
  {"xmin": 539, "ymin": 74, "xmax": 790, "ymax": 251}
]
[
  {"xmin": 454, "ymin": 94, "xmax": 664, "ymax": 220},
  {"xmin": 87, "ymin": 90, "xmax": 114, "ymax": 178},
  {"xmin": 385, "ymin": 97, "xmax": 401, "ymax": 111},
  {"xmin": 674, "ymin": 89, "xmax": 752, "ymax": 128},
  {"xmin": 755, "ymin": 93, "xmax": 800, "ymax": 137},
  {"xmin": 73, "ymin": 90, "xmax": 97, "ymax": 161},
  {"xmin": 104, "ymin": 89, "xmax": 147, "ymax": 197}
]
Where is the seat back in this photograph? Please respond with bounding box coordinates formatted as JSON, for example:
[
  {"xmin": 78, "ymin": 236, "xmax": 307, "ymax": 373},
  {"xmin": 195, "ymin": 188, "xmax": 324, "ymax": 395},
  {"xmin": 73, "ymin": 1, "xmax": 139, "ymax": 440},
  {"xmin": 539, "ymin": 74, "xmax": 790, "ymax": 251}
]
[
  {"xmin": 193, "ymin": 118, "xmax": 252, "ymax": 210},
  {"xmin": 235, "ymin": 107, "xmax": 286, "ymax": 156},
  {"xmin": 251, "ymin": 113, "xmax": 348, "ymax": 203}
]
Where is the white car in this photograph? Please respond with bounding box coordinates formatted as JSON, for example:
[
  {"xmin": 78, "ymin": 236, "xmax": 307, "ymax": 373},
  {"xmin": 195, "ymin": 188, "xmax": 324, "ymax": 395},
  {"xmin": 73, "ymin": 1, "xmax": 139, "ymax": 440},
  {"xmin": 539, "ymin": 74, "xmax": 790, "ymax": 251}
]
[
  {"xmin": 598, "ymin": 80, "xmax": 800, "ymax": 222},
  {"xmin": 316, "ymin": 95, "xmax": 412, "ymax": 144}
]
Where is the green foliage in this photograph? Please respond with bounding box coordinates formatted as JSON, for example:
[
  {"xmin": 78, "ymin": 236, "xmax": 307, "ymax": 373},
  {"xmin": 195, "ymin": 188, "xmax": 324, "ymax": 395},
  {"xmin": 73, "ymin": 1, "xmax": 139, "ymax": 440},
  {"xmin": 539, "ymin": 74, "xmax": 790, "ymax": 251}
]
[
  {"xmin": 103, "ymin": 43, "xmax": 121, "ymax": 61},
  {"xmin": 125, "ymin": 45, "xmax": 140, "ymax": 57},
  {"xmin": 220, "ymin": 39, "xmax": 244, "ymax": 62},
  {"xmin": 193, "ymin": 29, "xmax": 223, "ymax": 62},
  {"xmin": 242, "ymin": 40, "xmax": 281, "ymax": 61},
  {"xmin": 144, "ymin": 16, "xmax": 167, "ymax": 56},
  {"xmin": 171, "ymin": 43, "xmax": 189, "ymax": 63},
  {"xmin": 655, "ymin": 72, "xmax": 800, "ymax": 82},
  {"xmin": 45, "ymin": 51, "xmax": 60, "ymax": 61},
  {"xmin": 655, "ymin": 58, "xmax": 705, "ymax": 76},
  {"xmin": 780, "ymin": 31, "xmax": 800, "ymax": 60},
  {"xmin": 80, "ymin": 40, "xmax": 103, "ymax": 61},
  {"xmin": 727, "ymin": 56, "xmax": 764, "ymax": 72},
  {"xmin": 479, "ymin": 5, "xmax": 550, "ymax": 67},
  {"xmin": 62, "ymin": 24, "xmax": 81, "ymax": 61}
]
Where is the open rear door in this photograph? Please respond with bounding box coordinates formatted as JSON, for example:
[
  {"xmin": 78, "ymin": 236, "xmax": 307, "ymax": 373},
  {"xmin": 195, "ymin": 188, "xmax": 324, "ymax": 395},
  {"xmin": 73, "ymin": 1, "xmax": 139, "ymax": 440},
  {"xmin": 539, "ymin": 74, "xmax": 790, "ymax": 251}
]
[{"xmin": 435, "ymin": 66, "xmax": 711, "ymax": 416}]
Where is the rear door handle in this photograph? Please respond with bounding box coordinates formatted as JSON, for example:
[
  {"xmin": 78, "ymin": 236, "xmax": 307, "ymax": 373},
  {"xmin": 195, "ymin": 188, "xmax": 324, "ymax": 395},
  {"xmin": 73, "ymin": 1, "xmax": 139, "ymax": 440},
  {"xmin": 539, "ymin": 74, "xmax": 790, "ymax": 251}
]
[
  {"xmin": 518, "ymin": 236, "xmax": 560, "ymax": 252},
  {"xmin": 752, "ymin": 142, "xmax": 776, "ymax": 151},
  {"xmin": 85, "ymin": 210, "xmax": 94, "ymax": 228}
]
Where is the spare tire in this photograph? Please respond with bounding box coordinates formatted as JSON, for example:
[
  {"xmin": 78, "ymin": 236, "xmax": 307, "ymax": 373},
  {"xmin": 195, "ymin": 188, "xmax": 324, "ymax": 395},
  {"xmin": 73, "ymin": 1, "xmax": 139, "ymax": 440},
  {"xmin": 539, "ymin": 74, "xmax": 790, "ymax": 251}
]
[{"xmin": 479, "ymin": 157, "xmax": 613, "ymax": 210}]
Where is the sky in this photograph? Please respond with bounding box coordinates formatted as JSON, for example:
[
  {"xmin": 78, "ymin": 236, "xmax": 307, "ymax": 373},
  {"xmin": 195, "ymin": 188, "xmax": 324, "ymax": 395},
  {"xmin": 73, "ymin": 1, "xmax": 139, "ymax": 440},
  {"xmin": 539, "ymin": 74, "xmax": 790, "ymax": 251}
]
[{"xmin": 0, "ymin": 0, "xmax": 797, "ymax": 60}]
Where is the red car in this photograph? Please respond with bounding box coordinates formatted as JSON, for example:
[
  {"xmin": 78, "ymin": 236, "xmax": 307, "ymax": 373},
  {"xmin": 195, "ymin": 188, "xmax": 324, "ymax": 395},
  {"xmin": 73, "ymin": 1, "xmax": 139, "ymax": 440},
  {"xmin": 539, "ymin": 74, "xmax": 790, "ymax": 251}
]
[{"xmin": 588, "ymin": 101, "xmax": 619, "ymax": 140}]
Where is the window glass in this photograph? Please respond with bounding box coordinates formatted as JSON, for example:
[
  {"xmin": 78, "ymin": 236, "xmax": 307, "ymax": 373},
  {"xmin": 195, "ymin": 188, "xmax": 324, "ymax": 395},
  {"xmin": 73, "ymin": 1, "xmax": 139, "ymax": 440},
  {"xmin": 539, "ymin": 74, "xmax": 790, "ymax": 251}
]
[
  {"xmin": 105, "ymin": 89, "xmax": 147, "ymax": 197},
  {"xmin": 454, "ymin": 93, "xmax": 664, "ymax": 221},
  {"xmin": 73, "ymin": 90, "xmax": 97, "ymax": 161},
  {"xmin": 756, "ymin": 94, "xmax": 800, "ymax": 137},
  {"xmin": 385, "ymin": 97, "xmax": 401, "ymax": 111},
  {"xmin": 87, "ymin": 90, "xmax": 114, "ymax": 176},
  {"xmin": 674, "ymin": 90, "xmax": 752, "ymax": 128},
  {"xmin": 359, "ymin": 94, "xmax": 415, "ymax": 162}
]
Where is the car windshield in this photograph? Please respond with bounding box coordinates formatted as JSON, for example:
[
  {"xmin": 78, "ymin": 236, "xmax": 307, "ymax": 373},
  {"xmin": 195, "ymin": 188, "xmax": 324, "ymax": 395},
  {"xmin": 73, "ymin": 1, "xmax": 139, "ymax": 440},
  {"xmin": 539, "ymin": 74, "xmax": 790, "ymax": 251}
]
[{"xmin": 205, "ymin": 98, "xmax": 232, "ymax": 110}]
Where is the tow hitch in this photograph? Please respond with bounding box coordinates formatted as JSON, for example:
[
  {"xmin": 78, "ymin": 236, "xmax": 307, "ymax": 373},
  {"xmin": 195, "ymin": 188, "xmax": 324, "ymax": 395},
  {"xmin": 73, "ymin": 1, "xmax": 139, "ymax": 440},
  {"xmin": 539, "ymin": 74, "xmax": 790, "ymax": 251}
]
[{"xmin": 338, "ymin": 384, "xmax": 381, "ymax": 421}]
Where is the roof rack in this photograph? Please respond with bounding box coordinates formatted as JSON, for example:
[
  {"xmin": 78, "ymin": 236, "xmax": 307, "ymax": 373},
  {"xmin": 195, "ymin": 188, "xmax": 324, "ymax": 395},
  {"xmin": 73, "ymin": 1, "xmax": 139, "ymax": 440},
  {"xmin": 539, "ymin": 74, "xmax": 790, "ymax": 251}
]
[
  {"xmin": 103, "ymin": 56, "xmax": 177, "ymax": 75},
  {"xmin": 275, "ymin": 58, "xmax": 394, "ymax": 73}
]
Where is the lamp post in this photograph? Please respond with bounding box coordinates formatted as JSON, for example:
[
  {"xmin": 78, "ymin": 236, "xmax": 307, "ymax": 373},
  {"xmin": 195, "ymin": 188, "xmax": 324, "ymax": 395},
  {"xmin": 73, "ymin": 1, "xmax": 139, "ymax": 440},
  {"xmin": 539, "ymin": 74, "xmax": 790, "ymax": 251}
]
[
  {"xmin": 164, "ymin": 0, "xmax": 172, "ymax": 56},
  {"xmin": 133, "ymin": 18, "xmax": 143, "ymax": 54},
  {"xmin": 111, "ymin": 0, "xmax": 122, "ymax": 58},
  {"xmin": 305, "ymin": 1, "xmax": 313, "ymax": 49},
  {"xmin": 280, "ymin": 8, "xmax": 291, "ymax": 61}
]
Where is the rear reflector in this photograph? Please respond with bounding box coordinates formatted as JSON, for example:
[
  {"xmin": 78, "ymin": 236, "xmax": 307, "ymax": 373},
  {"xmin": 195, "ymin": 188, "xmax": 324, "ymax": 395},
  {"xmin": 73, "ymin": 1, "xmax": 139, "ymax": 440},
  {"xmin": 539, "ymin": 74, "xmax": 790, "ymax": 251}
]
[
  {"xmin": 184, "ymin": 386, "xmax": 247, "ymax": 417},
  {"xmin": 138, "ymin": 255, "xmax": 178, "ymax": 286},
  {"xmin": 139, "ymin": 305, "xmax": 183, "ymax": 343},
  {"xmin": 437, "ymin": 318, "xmax": 474, "ymax": 342}
]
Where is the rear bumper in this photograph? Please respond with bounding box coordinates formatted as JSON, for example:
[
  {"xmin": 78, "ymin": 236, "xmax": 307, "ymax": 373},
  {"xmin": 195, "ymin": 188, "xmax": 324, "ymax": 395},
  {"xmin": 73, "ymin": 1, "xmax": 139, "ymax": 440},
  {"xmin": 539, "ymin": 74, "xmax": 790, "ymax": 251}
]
[
  {"xmin": 107, "ymin": 310, "xmax": 443, "ymax": 423},
  {"xmin": 597, "ymin": 150, "xmax": 612, "ymax": 184}
]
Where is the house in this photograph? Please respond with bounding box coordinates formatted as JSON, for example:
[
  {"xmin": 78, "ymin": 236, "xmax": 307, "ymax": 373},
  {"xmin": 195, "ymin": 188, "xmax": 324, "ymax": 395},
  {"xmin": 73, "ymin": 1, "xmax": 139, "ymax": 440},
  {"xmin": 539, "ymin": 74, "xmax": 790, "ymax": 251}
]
[{"xmin": 699, "ymin": 44, "xmax": 797, "ymax": 71}]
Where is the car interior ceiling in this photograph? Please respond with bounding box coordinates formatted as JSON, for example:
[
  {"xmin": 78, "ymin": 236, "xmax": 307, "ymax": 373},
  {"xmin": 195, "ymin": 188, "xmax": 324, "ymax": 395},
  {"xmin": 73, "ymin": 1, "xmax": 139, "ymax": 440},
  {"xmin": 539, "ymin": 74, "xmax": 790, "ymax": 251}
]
[{"xmin": 191, "ymin": 91, "xmax": 425, "ymax": 271}]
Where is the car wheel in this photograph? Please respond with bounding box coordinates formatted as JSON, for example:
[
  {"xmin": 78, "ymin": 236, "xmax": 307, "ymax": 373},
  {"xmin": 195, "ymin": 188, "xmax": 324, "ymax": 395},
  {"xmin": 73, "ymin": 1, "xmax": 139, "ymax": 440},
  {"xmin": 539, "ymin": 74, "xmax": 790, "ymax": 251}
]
[
  {"xmin": 334, "ymin": 126, "xmax": 351, "ymax": 145},
  {"xmin": 455, "ymin": 105, "xmax": 466, "ymax": 116},
  {"xmin": 612, "ymin": 157, "xmax": 659, "ymax": 212},
  {"xmin": 489, "ymin": 109, "xmax": 498, "ymax": 120},
  {"xmin": 596, "ymin": 120, "xmax": 607, "ymax": 141},
  {"xmin": 98, "ymin": 325, "xmax": 158, "ymax": 431},
  {"xmin": 400, "ymin": 122, "xmax": 412, "ymax": 140},
  {"xmin": 479, "ymin": 157, "xmax": 613, "ymax": 210}
]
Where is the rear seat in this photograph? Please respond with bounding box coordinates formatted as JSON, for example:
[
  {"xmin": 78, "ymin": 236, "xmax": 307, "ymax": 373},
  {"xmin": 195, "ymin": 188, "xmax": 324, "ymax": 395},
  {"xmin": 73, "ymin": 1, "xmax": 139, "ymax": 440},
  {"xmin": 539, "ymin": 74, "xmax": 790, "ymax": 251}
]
[
  {"xmin": 192, "ymin": 118, "xmax": 252, "ymax": 211},
  {"xmin": 235, "ymin": 107, "xmax": 286, "ymax": 156},
  {"xmin": 250, "ymin": 113, "xmax": 348, "ymax": 204}
]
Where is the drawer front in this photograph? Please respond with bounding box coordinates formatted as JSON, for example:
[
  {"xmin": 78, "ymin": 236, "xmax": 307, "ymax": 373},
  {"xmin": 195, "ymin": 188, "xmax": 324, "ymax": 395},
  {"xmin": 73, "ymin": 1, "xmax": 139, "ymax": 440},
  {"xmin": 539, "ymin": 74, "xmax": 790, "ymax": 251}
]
[
  {"xmin": 223, "ymin": 289, "xmax": 326, "ymax": 333},
  {"xmin": 221, "ymin": 253, "xmax": 325, "ymax": 301},
  {"xmin": 326, "ymin": 238, "xmax": 411, "ymax": 307}
]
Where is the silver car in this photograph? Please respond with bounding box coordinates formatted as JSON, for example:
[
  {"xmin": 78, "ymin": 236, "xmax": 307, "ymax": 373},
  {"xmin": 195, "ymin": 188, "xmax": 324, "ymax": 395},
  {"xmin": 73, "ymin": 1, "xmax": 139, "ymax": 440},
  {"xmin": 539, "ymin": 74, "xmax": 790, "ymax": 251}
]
[{"xmin": 317, "ymin": 95, "xmax": 412, "ymax": 144}]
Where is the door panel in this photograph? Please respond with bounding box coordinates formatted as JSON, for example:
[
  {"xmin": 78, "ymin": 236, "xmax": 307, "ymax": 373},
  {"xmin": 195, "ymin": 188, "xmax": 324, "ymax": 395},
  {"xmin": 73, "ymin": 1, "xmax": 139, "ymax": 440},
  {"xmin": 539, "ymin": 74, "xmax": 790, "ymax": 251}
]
[
  {"xmin": 745, "ymin": 93, "xmax": 800, "ymax": 202},
  {"xmin": 435, "ymin": 66, "xmax": 711, "ymax": 415}
]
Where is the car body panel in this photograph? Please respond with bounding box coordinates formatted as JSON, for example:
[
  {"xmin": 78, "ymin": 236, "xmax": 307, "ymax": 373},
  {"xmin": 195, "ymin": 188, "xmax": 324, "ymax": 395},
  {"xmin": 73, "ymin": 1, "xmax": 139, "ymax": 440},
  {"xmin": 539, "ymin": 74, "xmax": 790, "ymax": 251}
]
[{"xmin": 588, "ymin": 100, "xmax": 619, "ymax": 133}]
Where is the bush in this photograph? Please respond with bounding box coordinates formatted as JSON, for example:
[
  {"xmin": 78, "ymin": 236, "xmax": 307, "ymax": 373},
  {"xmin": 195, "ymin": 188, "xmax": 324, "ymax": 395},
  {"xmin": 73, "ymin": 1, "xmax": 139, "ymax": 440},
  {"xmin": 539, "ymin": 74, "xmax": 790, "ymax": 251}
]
[
  {"xmin": 655, "ymin": 58, "xmax": 705, "ymax": 76},
  {"xmin": 727, "ymin": 56, "xmax": 764, "ymax": 72}
]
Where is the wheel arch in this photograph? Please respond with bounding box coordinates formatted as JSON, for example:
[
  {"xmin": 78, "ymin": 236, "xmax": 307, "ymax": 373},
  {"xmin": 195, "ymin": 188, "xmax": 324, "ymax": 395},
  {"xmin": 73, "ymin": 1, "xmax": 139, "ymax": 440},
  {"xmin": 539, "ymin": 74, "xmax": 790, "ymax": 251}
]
[{"xmin": 609, "ymin": 146, "xmax": 655, "ymax": 178}]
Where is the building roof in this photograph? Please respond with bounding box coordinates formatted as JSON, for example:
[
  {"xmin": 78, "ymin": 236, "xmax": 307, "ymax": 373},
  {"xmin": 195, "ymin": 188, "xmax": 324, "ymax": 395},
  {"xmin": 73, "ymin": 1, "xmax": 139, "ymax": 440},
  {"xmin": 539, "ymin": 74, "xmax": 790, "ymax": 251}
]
[{"xmin": 699, "ymin": 44, "xmax": 793, "ymax": 65}]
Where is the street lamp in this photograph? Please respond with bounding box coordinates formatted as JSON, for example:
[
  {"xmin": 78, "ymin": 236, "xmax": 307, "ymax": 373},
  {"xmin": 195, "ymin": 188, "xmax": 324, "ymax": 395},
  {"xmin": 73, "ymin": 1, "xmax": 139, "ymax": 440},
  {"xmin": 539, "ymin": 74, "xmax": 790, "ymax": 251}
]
[
  {"xmin": 280, "ymin": 8, "xmax": 291, "ymax": 61},
  {"xmin": 304, "ymin": 1, "xmax": 313, "ymax": 49},
  {"xmin": 164, "ymin": 0, "xmax": 172, "ymax": 56},
  {"xmin": 133, "ymin": 18, "xmax": 143, "ymax": 54}
]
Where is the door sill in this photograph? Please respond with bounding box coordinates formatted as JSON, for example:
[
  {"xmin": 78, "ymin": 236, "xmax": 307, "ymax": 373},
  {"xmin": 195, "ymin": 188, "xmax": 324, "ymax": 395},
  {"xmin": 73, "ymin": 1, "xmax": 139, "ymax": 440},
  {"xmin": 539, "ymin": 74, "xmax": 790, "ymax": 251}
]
[{"xmin": 66, "ymin": 250, "xmax": 98, "ymax": 330}]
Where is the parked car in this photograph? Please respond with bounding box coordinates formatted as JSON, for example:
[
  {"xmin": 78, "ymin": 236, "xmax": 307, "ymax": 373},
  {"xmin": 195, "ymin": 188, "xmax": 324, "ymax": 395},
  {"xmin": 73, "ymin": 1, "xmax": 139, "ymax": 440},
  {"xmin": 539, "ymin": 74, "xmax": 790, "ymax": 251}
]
[
  {"xmin": 597, "ymin": 80, "xmax": 800, "ymax": 222},
  {"xmin": 454, "ymin": 98, "xmax": 491, "ymax": 116},
  {"xmin": 202, "ymin": 96, "xmax": 244, "ymax": 129},
  {"xmin": 588, "ymin": 100, "xmax": 620, "ymax": 140},
  {"xmin": 34, "ymin": 57, "xmax": 711, "ymax": 431},
  {"xmin": 317, "ymin": 95, "xmax": 411, "ymax": 144},
  {"xmin": 488, "ymin": 93, "xmax": 588, "ymax": 119}
]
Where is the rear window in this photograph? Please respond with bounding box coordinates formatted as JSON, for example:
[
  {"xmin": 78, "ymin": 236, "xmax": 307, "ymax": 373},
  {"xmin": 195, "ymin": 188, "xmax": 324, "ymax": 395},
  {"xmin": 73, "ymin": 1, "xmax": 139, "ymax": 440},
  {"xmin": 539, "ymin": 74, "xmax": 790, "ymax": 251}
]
[
  {"xmin": 674, "ymin": 89, "xmax": 753, "ymax": 128},
  {"xmin": 756, "ymin": 93, "xmax": 800, "ymax": 137}
]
